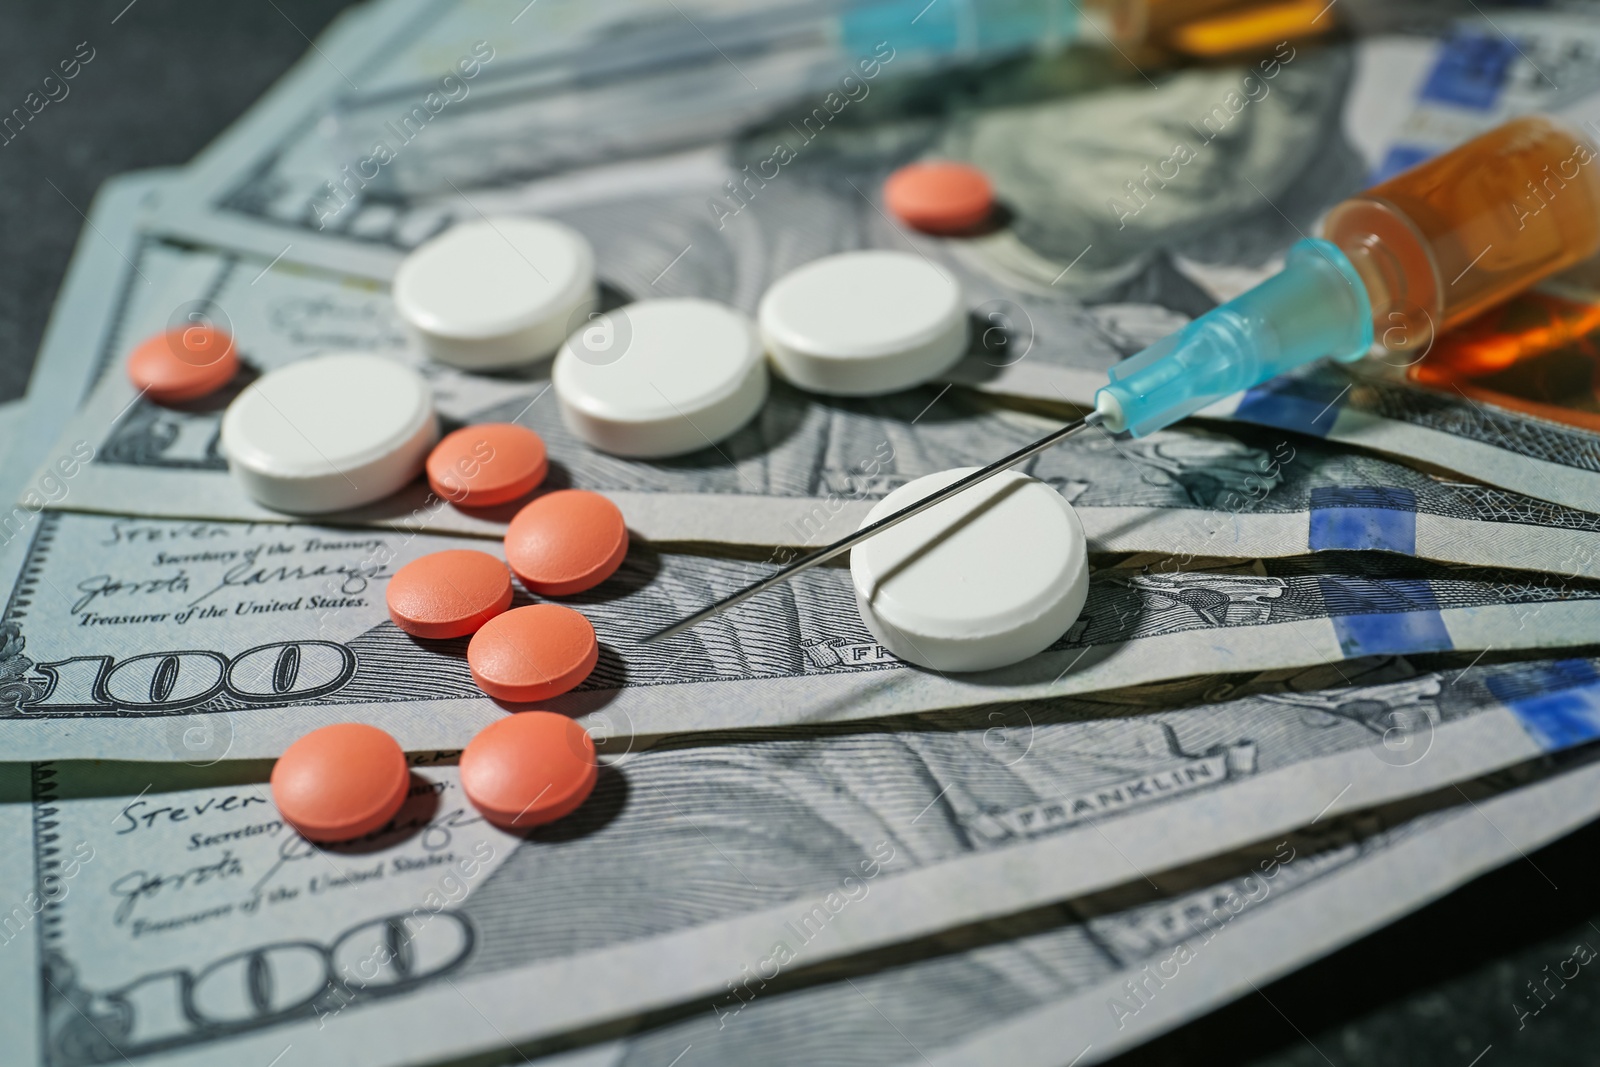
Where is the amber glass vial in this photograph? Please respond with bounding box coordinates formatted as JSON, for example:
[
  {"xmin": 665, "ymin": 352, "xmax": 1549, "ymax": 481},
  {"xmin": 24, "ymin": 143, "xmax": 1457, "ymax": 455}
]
[{"xmin": 1324, "ymin": 115, "xmax": 1600, "ymax": 350}]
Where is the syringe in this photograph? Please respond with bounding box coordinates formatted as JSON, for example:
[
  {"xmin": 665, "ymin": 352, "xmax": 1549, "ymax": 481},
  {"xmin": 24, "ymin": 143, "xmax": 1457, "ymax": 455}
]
[{"xmin": 643, "ymin": 113, "xmax": 1600, "ymax": 643}]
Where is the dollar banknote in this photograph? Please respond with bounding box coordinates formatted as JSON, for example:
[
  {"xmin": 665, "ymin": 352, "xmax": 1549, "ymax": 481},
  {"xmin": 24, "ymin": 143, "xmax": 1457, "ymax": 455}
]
[
  {"xmin": 6, "ymin": 507, "xmax": 1600, "ymax": 758},
  {"xmin": 3, "ymin": 651, "xmax": 1599, "ymax": 1067},
  {"xmin": 932, "ymin": 751, "xmax": 1600, "ymax": 1066},
  {"xmin": 147, "ymin": 0, "xmax": 1117, "ymax": 279},
  {"xmin": 142, "ymin": 2, "xmax": 1600, "ymax": 516},
  {"xmin": 896, "ymin": 15, "xmax": 1600, "ymax": 516},
  {"xmin": 144, "ymin": 0, "xmax": 1436, "ymax": 279},
  {"xmin": 473, "ymin": 748, "xmax": 1600, "ymax": 1067},
  {"xmin": 13, "ymin": 7, "xmax": 1600, "ymax": 1067},
  {"xmin": 28, "ymin": 218, "xmax": 1600, "ymax": 583}
]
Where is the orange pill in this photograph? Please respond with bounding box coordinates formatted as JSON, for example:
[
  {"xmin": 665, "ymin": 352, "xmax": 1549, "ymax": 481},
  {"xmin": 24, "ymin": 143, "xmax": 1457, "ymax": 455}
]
[
  {"xmin": 460, "ymin": 712, "xmax": 598, "ymax": 828},
  {"xmin": 125, "ymin": 325, "xmax": 241, "ymax": 402},
  {"xmin": 883, "ymin": 162, "xmax": 995, "ymax": 234},
  {"xmin": 270, "ymin": 723, "xmax": 410, "ymax": 842},
  {"xmin": 427, "ymin": 423, "xmax": 548, "ymax": 507},
  {"xmin": 386, "ymin": 549, "xmax": 513, "ymax": 639},
  {"xmin": 467, "ymin": 603, "xmax": 599, "ymax": 702},
  {"xmin": 504, "ymin": 490, "xmax": 628, "ymax": 595}
]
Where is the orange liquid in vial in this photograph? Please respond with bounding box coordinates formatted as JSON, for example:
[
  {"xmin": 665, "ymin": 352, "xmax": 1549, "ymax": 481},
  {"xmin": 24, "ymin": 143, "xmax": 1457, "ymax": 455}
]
[
  {"xmin": 1410, "ymin": 289, "xmax": 1600, "ymax": 433},
  {"xmin": 1325, "ymin": 115, "xmax": 1600, "ymax": 351}
]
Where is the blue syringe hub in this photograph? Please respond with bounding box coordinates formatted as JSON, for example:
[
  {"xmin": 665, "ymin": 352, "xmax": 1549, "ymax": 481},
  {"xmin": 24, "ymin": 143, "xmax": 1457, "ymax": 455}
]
[{"xmin": 1094, "ymin": 238, "xmax": 1373, "ymax": 437}]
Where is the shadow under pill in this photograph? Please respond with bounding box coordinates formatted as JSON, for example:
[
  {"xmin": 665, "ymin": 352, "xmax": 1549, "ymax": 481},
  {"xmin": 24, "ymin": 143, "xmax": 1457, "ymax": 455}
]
[
  {"xmin": 520, "ymin": 763, "xmax": 629, "ymax": 843},
  {"xmin": 557, "ymin": 536, "xmax": 659, "ymax": 604},
  {"xmin": 318, "ymin": 772, "xmax": 441, "ymax": 855},
  {"xmin": 397, "ymin": 629, "xmax": 473, "ymax": 657},
  {"xmin": 639, "ymin": 377, "xmax": 811, "ymax": 470},
  {"xmin": 935, "ymin": 605, "xmax": 1141, "ymax": 691},
  {"xmin": 579, "ymin": 642, "xmax": 627, "ymax": 692},
  {"xmin": 331, "ymin": 476, "xmax": 455, "ymax": 525},
  {"xmin": 444, "ymin": 459, "xmax": 575, "ymax": 527},
  {"xmin": 810, "ymin": 376, "xmax": 980, "ymax": 428},
  {"xmin": 538, "ymin": 458, "xmax": 572, "ymax": 491},
  {"xmin": 449, "ymin": 494, "xmax": 536, "ymax": 526},
  {"xmin": 153, "ymin": 360, "xmax": 264, "ymax": 416},
  {"xmin": 962, "ymin": 200, "xmax": 1015, "ymax": 237},
  {"xmin": 430, "ymin": 407, "xmax": 468, "ymax": 437},
  {"xmin": 489, "ymin": 642, "xmax": 626, "ymax": 716},
  {"xmin": 595, "ymin": 279, "xmax": 633, "ymax": 313}
]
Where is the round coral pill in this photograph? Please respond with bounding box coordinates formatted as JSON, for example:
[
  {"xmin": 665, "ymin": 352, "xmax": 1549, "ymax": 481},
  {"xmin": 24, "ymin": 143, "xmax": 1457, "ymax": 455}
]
[
  {"xmin": 270, "ymin": 723, "xmax": 410, "ymax": 842},
  {"xmin": 386, "ymin": 549, "xmax": 513, "ymax": 639},
  {"xmin": 427, "ymin": 422, "xmax": 548, "ymax": 507},
  {"xmin": 883, "ymin": 161, "xmax": 995, "ymax": 233},
  {"xmin": 504, "ymin": 490, "xmax": 628, "ymax": 595},
  {"xmin": 460, "ymin": 712, "xmax": 599, "ymax": 828},
  {"xmin": 126, "ymin": 325, "xmax": 241, "ymax": 402},
  {"xmin": 467, "ymin": 603, "xmax": 599, "ymax": 702}
]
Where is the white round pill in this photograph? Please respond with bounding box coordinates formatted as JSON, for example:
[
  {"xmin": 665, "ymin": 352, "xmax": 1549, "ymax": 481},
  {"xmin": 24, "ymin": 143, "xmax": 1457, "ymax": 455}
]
[
  {"xmin": 221, "ymin": 353, "xmax": 438, "ymax": 514},
  {"xmin": 758, "ymin": 250, "xmax": 969, "ymax": 396},
  {"xmin": 393, "ymin": 216, "xmax": 597, "ymax": 370},
  {"xmin": 553, "ymin": 298, "xmax": 768, "ymax": 458},
  {"xmin": 851, "ymin": 467, "xmax": 1088, "ymax": 673}
]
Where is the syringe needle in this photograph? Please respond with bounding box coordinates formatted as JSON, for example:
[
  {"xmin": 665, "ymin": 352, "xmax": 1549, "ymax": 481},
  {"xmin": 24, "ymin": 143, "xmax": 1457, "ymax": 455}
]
[{"xmin": 639, "ymin": 409, "xmax": 1104, "ymax": 644}]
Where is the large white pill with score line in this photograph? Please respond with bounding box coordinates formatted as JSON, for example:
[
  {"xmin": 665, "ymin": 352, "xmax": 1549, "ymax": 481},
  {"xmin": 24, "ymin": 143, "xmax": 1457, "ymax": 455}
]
[
  {"xmin": 554, "ymin": 298, "xmax": 768, "ymax": 458},
  {"xmin": 221, "ymin": 353, "xmax": 438, "ymax": 514},
  {"xmin": 393, "ymin": 216, "xmax": 597, "ymax": 369},
  {"xmin": 758, "ymin": 250, "xmax": 968, "ymax": 396},
  {"xmin": 851, "ymin": 467, "xmax": 1088, "ymax": 673}
]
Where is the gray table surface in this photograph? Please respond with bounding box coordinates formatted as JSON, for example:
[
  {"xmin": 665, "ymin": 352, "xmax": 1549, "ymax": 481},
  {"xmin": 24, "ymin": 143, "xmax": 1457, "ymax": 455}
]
[
  {"xmin": 0, "ymin": 0, "xmax": 357, "ymax": 405},
  {"xmin": 2, "ymin": 3, "xmax": 1598, "ymax": 1065}
]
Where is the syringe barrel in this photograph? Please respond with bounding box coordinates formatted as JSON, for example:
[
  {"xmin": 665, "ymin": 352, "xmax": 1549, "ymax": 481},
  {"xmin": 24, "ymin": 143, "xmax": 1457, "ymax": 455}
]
[
  {"xmin": 1096, "ymin": 238, "xmax": 1370, "ymax": 437},
  {"xmin": 1325, "ymin": 114, "xmax": 1600, "ymax": 351}
]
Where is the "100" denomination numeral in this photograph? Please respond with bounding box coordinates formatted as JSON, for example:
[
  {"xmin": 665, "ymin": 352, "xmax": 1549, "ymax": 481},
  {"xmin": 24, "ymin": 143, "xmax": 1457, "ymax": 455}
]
[{"xmin": 26, "ymin": 641, "xmax": 356, "ymax": 712}]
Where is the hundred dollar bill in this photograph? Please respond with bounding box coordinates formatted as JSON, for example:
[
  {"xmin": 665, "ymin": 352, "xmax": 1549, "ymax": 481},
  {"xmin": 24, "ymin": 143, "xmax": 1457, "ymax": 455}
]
[
  {"xmin": 4, "ymin": 654, "xmax": 1600, "ymax": 1066},
  {"xmin": 929, "ymin": 14, "xmax": 1600, "ymax": 516},
  {"xmin": 932, "ymin": 751, "xmax": 1600, "ymax": 1065},
  {"xmin": 513, "ymin": 750, "xmax": 1600, "ymax": 1067},
  {"xmin": 30, "ymin": 224, "xmax": 1600, "ymax": 579},
  {"xmin": 144, "ymin": 0, "xmax": 1453, "ymax": 281},
  {"xmin": 144, "ymin": 5, "xmax": 1600, "ymax": 515},
  {"xmin": 7, "ymin": 507, "xmax": 1600, "ymax": 757},
  {"xmin": 145, "ymin": 0, "xmax": 1098, "ymax": 279}
]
